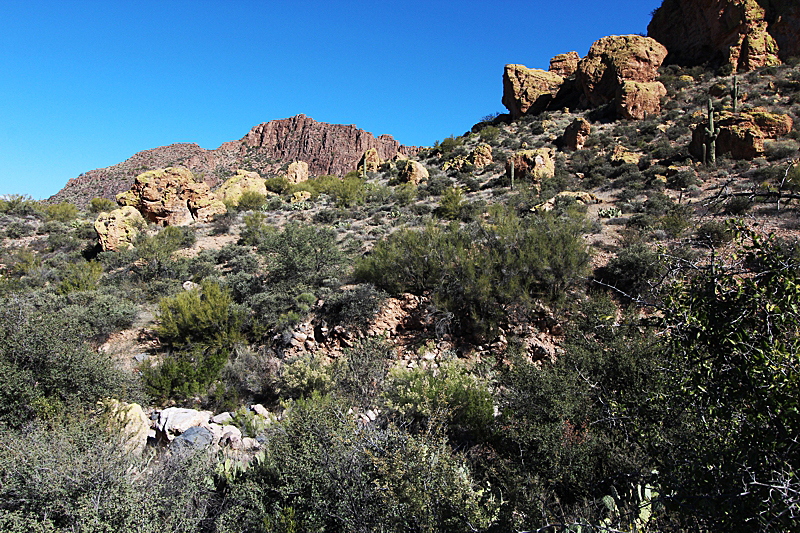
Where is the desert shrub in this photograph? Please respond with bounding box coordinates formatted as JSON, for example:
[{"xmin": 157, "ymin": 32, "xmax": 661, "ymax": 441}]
[
  {"xmin": 323, "ymin": 284, "xmax": 386, "ymax": 330},
  {"xmin": 238, "ymin": 212, "xmax": 273, "ymax": 247},
  {"xmin": 88, "ymin": 197, "xmax": 117, "ymax": 213},
  {"xmin": 277, "ymin": 354, "xmax": 332, "ymax": 399},
  {"xmin": 219, "ymin": 345, "xmax": 281, "ymax": 403},
  {"xmin": 59, "ymin": 291, "xmax": 138, "ymax": 338},
  {"xmin": 725, "ymin": 195, "xmax": 753, "ymax": 215},
  {"xmin": 43, "ymin": 202, "xmax": 78, "ymax": 223},
  {"xmin": 479, "ymin": 125, "xmax": 502, "ymax": 143},
  {"xmin": 0, "ymin": 298, "xmax": 135, "ymax": 428},
  {"xmin": 492, "ymin": 297, "xmax": 661, "ymax": 529},
  {"xmin": 57, "ymin": 260, "xmax": 103, "ymax": 294},
  {"xmin": 422, "ymin": 173, "xmax": 451, "ymax": 197},
  {"xmin": 0, "ymin": 420, "xmax": 217, "ymax": 532},
  {"xmin": 156, "ymin": 279, "xmax": 242, "ymax": 351},
  {"xmin": 257, "ymin": 223, "xmax": 344, "ymax": 286},
  {"xmin": 332, "ymin": 337, "xmax": 393, "ymax": 408},
  {"xmin": 264, "ymin": 176, "xmax": 292, "ymax": 195},
  {"xmin": 694, "ymin": 219, "xmax": 733, "ymax": 247},
  {"xmin": 0, "ymin": 194, "xmax": 41, "ymax": 217},
  {"xmin": 384, "ymin": 357, "xmax": 493, "ymax": 441},
  {"xmin": 3, "ymin": 220, "xmax": 35, "ymax": 239},
  {"xmin": 436, "ymin": 186, "xmax": 466, "ymax": 220},
  {"xmin": 764, "ymin": 139, "xmax": 799, "ymax": 161},
  {"xmin": 236, "ymin": 190, "xmax": 268, "ymax": 211},
  {"xmin": 356, "ymin": 210, "xmax": 590, "ymax": 337},
  {"xmin": 215, "ymin": 393, "xmax": 494, "ymax": 533},
  {"xmin": 391, "ymin": 183, "xmax": 417, "ymax": 205},
  {"xmin": 667, "ymin": 170, "xmax": 700, "ymax": 190},
  {"xmin": 594, "ymin": 243, "xmax": 665, "ymax": 300}
]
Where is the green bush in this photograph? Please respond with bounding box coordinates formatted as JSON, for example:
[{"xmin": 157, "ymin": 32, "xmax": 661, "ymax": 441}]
[
  {"xmin": 595, "ymin": 243, "xmax": 665, "ymax": 300},
  {"xmin": 384, "ymin": 357, "xmax": 493, "ymax": 439},
  {"xmin": 356, "ymin": 210, "xmax": 590, "ymax": 337},
  {"xmin": 323, "ymin": 284, "xmax": 386, "ymax": 330},
  {"xmin": 332, "ymin": 337, "xmax": 393, "ymax": 408},
  {"xmin": 156, "ymin": 279, "xmax": 242, "ymax": 351},
  {"xmin": 0, "ymin": 298, "xmax": 135, "ymax": 428},
  {"xmin": 436, "ymin": 186, "xmax": 466, "ymax": 220},
  {"xmin": 43, "ymin": 202, "xmax": 79, "ymax": 223},
  {"xmin": 57, "ymin": 261, "xmax": 103, "ymax": 294},
  {"xmin": 236, "ymin": 190, "xmax": 267, "ymax": 211},
  {"xmin": 257, "ymin": 223, "xmax": 344, "ymax": 286},
  {"xmin": 88, "ymin": 197, "xmax": 117, "ymax": 213}
]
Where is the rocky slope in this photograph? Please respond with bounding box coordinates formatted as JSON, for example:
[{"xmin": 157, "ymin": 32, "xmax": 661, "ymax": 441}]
[
  {"xmin": 50, "ymin": 114, "xmax": 417, "ymax": 208},
  {"xmin": 648, "ymin": 0, "xmax": 800, "ymax": 71}
]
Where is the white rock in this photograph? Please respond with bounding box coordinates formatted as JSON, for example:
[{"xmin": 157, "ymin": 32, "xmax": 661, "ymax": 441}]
[
  {"xmin": 156, "ymin": 408, "xmax": 212, "ymax": 440},
  {"xmin": 251, "ymin": 404, "xmax": 270, "ymax": 418},
  {"xmin": 242, "ymin": 437, "xmax": 260, "ymax": 451},
  {"xmin": 212, "ymin": 412, "xmax": 233, "ymax": 425}
]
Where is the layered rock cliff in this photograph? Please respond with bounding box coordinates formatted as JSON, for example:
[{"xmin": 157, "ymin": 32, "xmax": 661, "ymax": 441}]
[
  {"xmin": 50, "ymin": 115, "xmax": 417, "ymax": 207},
  {"xmin": 648, "ymin": 0, "xmax": 800, "ymax": 71}
]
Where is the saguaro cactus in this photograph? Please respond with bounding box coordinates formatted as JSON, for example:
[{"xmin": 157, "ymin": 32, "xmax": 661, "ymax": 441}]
[
  {"xmin": 704, "ymin": 98, "xmax": 721, "ymax": 166},
  {"xmin": 731, "ymin": 74, "xmax": 739, "ymax": 113}
]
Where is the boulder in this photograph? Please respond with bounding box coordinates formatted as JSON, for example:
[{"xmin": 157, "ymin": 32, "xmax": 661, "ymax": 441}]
[
  {"xmin": 577, "ymin": 35, "xmax": 668, "ymax": 107},
  {"xmin": 357, "ymin": 148, "xmax": 383, "ymax": 174},
  {"xmin": 648, "ymin": 0, "xmax": 795, "ymax": 71},
  {"xmin": 170, "ymin": 426, "xmax": 213, "ymax": 453},
  {"xmin": 442, "ymin": 155, "xmax": 471, "ymax": 172},
  {"xmin": 216, "ymin": 169, "xmax": 268, "ymax": 205},
  {"xmin": 397, "ymin": 160, "xmax": 429, "ymax": 185},
  {"xmin": 563, "ymin": 118, "xmax": 591, "ymax": 151},
  {"xmin": 286, "ymin": 161, "xmax": 309, "ymax": 184},
  {"xmin": 290, "ymin": 190, "xmax": 311, "ymax": 203},
  {"xmin": 549, "ymin": 51, "xmax": 581, "ymax": 77},
  {"xmin": 616, "ymin": 80, "xmax": 668, "ymax": 120},
  {"xmin": 535, "ymin": 191, "xmax": 600, "ymax": 212},
  {"xmin": 117, "ymin": 167, "xmax": 226, "ymax": 226},
  {"xmin": 156, "ymin": 407, "xmax": 212, "ymax": 441},
  {"xmin": 502, "ymin": 64, "xmax": 564, "ymax": 118},
  {"xmin": 690, "ymin": 109, "xmax": 794, "ymax": 160},
  {"xmin": 94, "ymin": 206, "xmax": 145, "ymax": 252},
  {"xmin": 220, "ymin": 425, "xmax": 243, "ymax": 450},
  {"xmin": 506, "ymin": 148, "xmax": 555, "ymax": 183},
  {"xmin": 471, "ymin": 143, "xmax": 493, "ymax": 169},
  {"xmin": 611, "ymin": 145, "xmax": 642, "ymax": 166},
  {"xmin": 100, "ymin": 399, "xmax": 150, "ymax": 457}
]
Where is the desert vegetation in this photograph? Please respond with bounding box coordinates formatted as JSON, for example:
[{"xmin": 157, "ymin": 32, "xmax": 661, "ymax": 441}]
[{"xmin": 2, "ymin": 51, "xmax": 800, "ymax": 533}]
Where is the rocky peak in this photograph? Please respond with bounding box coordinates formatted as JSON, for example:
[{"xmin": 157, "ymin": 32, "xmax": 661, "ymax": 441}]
[{"xmin": 648, "ymin": 0, "xmax": 799, "ymax": 71}]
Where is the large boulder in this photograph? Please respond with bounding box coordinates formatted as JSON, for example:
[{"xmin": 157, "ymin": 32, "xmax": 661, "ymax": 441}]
[
  {"xmin": 285, "ymin": 161, "xmax": 309, "ymax": 184},
  {"xmin": 94, "ymin": 206, "xmax": 145, "ymax": 252},
  {"xmin": 502, "ymin": 64, "xmax": 564, "ymax": 119},
  {"xmin": 117, "ymin": 167, "xmax": 226, "ymax": 226},
  {"xmin": 170, "ymin": 426, "xmax": 214, "ymax": 453},
  {"xmin": 616, "ymin": 80, "xmax": 668, "ymax": 120},
  {"xmin": 397, "ymin": 160, "xmax": 429, "ymax": 185},
  {"xmin": 155, "ymin": 407, "xmax": 212, "ymax": 441},
  {"xmin": 648, "ymin": 0, "xmax": 796, "ymax": 71},
  {"xmin": 506, "ymin": 148, "xmax": 555, "ymax": 183},
  {"xmin": 471, "ymin": 143, "xmax": 493, "ymax": 169},
  {"xmin": 690, "ymin": 108, "xmax": 794, "ymax": 160},
  {"xmin": 563, "ymin": 118, "xmax": 591, "ymax": 151},
  {"xmin": 357, "ymin": 148, "xmax": 383, "ymax": 174},
  {"xmin": 549, "ymin": 51, "xmax": 581, "ymax": 77},
  {"xmin": 216, "ymin": 169, "xmax": 268, "ymax": 205},
  {"xmin": 577, "ymin": 35, "xmax": 668, "ymax": 107},
  {"xmin": 100, "ymin": 399, "xmax": 150, "ymax": 457}
]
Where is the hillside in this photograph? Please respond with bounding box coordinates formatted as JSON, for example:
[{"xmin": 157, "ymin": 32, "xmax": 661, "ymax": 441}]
[
  {"xmin": 2, "ymin": 2, "xmax": 800, "ymax": 532},
  {"xmin": 50, "ymin": 114, "xmax": 417, "ymax": 208}
]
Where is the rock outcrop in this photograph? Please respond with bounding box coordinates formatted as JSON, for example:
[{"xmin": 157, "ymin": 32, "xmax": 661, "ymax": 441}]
[
  {"xmin": 117, "ymin": 167, "xmax": 227, "ymax": 226},
  {"xmin": 690, "ymin": 108, "xmax": 794, "ymax": 160},
  {"xmin": 51, "ymin": 115, "xmax": 418, "ymax": 208},
  {"xmin": 397, "ymin": 160, "xmax": 429, "ymax": 185},
  {"xmin": 216, "ymin": 169, "xmax": 268, "ymax": 205},
  {"xmin": 285, "ymin": 161, "xmax": 309, "ymax": 184},
  {"xmin": 563, "ymin": 118, "xmax": 591, "ymax": 151},
  {"xmin": 94, "ymin": 206, "xmax": 145, "ymax": 252},
  {"xmin": 357, "ymin": 148, "xmax": 383, "ymax": 174},
  {"xmin": 471, "ymin": 143, "xmax": 493, "ymax": 169},
  {"xmin": 506, "ymin": 148, "xmax": 555, "ymax": 182},
  {"xmin": 616, "ymin": 80, "xmax": 668, "ymax": 120},
  {"xmin": 648, "ymin": 0, "xmax": 798, "ymax": 71},
  {"xmin": 100, "ymin": 399, "xmax": 150, "ymax": 457},
  {"xmin": 502, "ymin": 64, "xmax": 564, "ymax": 118},
  {"xmin": 226, "ymin": 114, "xmax": 418, "ymax": 177},
  {"xmin": 549, "ymin": 51, "xmax": 581, "ymax": 77},
  {"xmin": 577, "ymin": 35, "xmax": 668, "ymax": 108}
]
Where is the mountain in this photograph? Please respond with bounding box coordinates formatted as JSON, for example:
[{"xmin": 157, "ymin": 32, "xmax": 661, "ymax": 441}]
[{"xmin": 49, "ymin": 114, "xmax": 417, "ymax": 207}]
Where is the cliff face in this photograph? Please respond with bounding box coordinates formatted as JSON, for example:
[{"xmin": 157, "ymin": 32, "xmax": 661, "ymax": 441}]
[
  {"xmin": 648, "ymin": 0, "xmax": 799, "ymax": 71},
  {"xmin": 50, "ymin": 115, "xmax": 417, "ymax": 207}
]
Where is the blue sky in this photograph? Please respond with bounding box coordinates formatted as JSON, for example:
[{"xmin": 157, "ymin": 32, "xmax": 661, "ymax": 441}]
[{"xmin": 0, "ymin": 0, "xmax": 662, "ymax": 200}]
